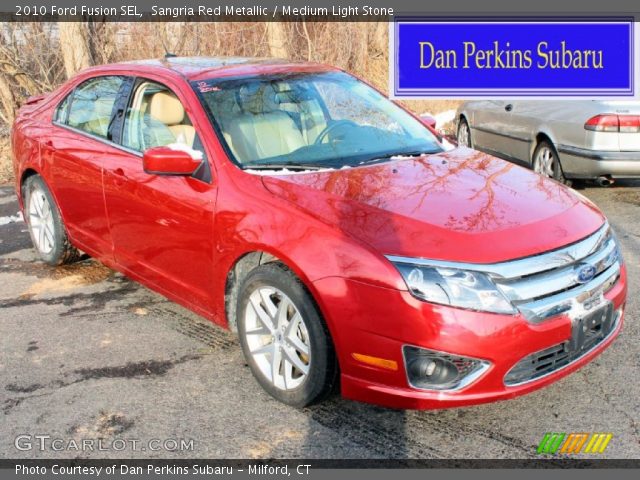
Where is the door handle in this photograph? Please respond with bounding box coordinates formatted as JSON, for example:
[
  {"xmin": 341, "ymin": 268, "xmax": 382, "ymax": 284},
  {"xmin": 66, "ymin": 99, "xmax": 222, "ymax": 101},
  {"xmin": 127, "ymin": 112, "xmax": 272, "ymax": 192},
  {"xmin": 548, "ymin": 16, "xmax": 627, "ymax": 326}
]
[
  {"xmin": 112, "ymin": 168, "xmax": 127, "ymax": 186},
  {"xmin": 505, "ymin": 104, "xmax": 513, "ymax": 112}
]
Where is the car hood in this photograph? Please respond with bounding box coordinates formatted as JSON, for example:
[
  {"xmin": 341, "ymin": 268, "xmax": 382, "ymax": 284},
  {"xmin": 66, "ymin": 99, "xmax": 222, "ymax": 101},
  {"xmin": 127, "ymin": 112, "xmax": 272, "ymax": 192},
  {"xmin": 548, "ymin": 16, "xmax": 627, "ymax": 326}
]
[{"xmin": 260, "ymin": 148, "xmax": 605, "ymax": 264}]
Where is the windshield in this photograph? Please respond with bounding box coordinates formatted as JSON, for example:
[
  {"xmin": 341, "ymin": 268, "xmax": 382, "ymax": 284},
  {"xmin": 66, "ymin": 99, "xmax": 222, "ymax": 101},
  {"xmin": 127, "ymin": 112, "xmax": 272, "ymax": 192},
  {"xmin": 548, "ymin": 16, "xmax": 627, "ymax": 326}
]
[{"xmin": 193, "ymin": 71, "xmax": 443, "ymax": 169}]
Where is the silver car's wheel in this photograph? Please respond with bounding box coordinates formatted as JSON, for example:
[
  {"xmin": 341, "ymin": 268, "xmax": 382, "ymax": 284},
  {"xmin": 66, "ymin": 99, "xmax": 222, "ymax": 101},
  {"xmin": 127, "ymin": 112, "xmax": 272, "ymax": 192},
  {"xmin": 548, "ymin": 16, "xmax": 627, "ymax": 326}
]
[
  {"xmin": 244, "ymin": 286, "xmax": 311, "ymax": 391},
  {"xmin": 457, "ymin": 119, "xmax": 471, "ymax": 147},
  {"xmin": 27, "ymin": 184, "xmax": 56, "ymax": 255},
  {"xmin": 532, "ymin": 140, "xmax": 569, "ymax": 184},
  {"xmin": 533, "ymin": 145, "xmax": 555, "ymax": 178}
]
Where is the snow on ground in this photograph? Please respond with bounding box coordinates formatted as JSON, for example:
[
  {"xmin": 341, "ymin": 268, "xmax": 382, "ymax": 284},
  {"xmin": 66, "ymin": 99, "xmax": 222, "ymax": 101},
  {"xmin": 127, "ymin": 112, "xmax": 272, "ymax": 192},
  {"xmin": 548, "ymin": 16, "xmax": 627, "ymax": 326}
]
[
  {"xmin": 423, "ymin": 109, "xmax": 457, "ymax": 130},
  {"xmin": 0, "ymin": 211, "xmax": 23, "ymax": 226}
]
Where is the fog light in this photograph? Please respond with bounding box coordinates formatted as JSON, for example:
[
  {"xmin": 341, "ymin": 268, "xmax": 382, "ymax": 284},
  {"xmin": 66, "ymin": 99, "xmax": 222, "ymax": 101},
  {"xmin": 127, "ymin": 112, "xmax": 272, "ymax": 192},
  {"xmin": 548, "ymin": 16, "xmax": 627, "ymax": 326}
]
[
  {"xmin": 403, "ymin": 346, "xmax": 490, "ymax": 391},
  {"xmin": 424, "ymin": 359, "xmax": 437, "ymax": 376}
]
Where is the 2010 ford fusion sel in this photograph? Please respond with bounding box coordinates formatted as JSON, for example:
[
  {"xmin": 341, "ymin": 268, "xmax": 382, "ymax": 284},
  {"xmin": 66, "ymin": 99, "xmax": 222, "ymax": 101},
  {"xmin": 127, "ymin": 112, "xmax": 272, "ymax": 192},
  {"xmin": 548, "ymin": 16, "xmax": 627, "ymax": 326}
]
[{"xmin": 11, "ymin": 57, "xmax": 627, "ymax": 408}]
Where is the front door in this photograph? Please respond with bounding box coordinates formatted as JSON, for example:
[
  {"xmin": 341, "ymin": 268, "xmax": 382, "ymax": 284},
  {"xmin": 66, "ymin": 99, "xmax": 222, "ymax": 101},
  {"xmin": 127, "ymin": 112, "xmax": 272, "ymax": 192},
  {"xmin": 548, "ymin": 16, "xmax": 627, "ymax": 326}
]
[{"xmin": 103, "ymin": 79, "xmax": 217, "ymax": 312}]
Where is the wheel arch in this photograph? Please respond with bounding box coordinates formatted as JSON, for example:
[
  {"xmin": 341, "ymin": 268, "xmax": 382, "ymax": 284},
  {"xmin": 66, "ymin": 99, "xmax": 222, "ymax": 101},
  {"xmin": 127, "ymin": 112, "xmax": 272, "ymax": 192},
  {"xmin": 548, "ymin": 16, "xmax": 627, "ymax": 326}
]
[
  {"xmin": 531, "ymin": 131, "xmax": 558, "ymax": 162},
  {"xmin": 531, "ymin": 132, "xmax": 571, "ymax": 183},
  {"xmin": 224, "ymin": 250, "xmax": 330, "ymax": 336},
  {"xmin": 458, "ymin": 112, "xmax": 470, "ymax": 129},
  {"xmin": 18, "ymin": 168, "xmax": 41, "ymax": 207}
]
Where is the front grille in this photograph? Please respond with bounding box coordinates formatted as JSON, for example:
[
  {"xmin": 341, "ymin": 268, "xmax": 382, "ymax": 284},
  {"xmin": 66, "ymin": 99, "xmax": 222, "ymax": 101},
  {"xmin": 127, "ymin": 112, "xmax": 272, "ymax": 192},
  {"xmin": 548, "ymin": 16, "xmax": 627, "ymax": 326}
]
[
  {"xmin": 490, "ymin": 223, "xmax": 622, "ymax": 323},
  {"xmin": 504, "ymin": 305, "xmax": 620, "ymax": 386}
]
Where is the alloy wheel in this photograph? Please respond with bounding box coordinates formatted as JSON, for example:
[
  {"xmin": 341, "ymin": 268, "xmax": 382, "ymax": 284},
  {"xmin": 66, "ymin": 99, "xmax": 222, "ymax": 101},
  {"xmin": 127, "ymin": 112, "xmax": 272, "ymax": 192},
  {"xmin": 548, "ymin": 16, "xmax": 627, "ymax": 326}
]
[
  {"xmin": 28, "ymin": 186, "xmax": 55, "ymax": 254},
  {"xmin": 243, "ymin": 286, "xmax": 311, "ymax": 391},
  {"xmin": 534, "ymin": 146, "xmax": 555, "ymax": 178},
  {"xmin": 458, "ymin": 121, "xmax": 471, "ymax": 147}
]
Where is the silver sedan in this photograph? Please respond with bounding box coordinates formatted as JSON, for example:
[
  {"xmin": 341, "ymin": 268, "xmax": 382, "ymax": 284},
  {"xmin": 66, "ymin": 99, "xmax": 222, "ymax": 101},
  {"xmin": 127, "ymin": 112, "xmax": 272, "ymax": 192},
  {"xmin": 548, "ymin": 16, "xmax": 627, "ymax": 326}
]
[{"xmin": 455, "ymin": 101, "xmax": 640, "ymax": 185}]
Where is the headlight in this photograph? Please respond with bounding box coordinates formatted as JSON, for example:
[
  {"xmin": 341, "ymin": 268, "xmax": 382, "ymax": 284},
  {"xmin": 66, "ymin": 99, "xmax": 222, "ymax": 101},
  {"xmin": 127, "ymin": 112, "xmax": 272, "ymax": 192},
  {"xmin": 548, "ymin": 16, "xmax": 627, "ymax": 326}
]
[{"xmin": 393, "ymin": 262, "xmax": 516, "ymax": 314}]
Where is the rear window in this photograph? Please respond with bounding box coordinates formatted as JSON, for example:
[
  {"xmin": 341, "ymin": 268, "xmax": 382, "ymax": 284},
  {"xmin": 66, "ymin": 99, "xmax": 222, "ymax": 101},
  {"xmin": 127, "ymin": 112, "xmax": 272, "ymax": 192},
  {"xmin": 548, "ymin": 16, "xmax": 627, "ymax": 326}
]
[{"xmin": 57, "ymin": 76, "xmax": 124, "ymax": 139}]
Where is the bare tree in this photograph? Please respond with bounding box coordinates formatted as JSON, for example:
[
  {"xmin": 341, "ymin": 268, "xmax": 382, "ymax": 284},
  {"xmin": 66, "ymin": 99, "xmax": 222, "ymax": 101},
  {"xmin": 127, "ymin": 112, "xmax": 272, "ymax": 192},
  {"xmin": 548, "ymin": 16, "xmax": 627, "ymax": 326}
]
[
  {"xmin": 266, "ymin": 22, "xmax": 288, "ymax": 58},
  {"xmin": 0, "ymin": 73, "xmax": 17, "ymax": 124},
  {"xmin": 162, "ymin": 22, "xmax": 188, "ymax": 55},
  {"xmin": 370, "ymin": 22, "xmax": 388, "ymax": 57},
  {"xmin": 0, "ymin": 23, "xmax": 65, "ymax": 123},
  {"xmin": 58, "ymin": 21, "xmax": 93, "ymax": 78}
]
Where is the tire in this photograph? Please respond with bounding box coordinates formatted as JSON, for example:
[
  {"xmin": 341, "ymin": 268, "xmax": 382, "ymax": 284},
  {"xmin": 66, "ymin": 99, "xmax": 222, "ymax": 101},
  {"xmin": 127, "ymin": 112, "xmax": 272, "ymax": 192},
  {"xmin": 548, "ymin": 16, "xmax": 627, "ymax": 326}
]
[
  {"xmin": 532, "ymin": 140, "xmax": 570, "ymax": 185},
  {"xmin": 457, "ymin": 118, "xmax": 472, "ymax": 148},
  {"xmin": 237, "ymin": 263, "xmax": 338, "ymax": 407},
  {"xmin": 22, "ymin": 175, "xmax": 80, "ymax": 265}
]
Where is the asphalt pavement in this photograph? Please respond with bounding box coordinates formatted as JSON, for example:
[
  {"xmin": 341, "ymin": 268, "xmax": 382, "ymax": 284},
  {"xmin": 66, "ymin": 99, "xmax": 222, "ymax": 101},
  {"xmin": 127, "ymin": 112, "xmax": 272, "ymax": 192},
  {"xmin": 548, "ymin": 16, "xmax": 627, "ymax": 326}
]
[{"xmin": 1, "ymin": 182, "xmax": 639, "ymax": 460}]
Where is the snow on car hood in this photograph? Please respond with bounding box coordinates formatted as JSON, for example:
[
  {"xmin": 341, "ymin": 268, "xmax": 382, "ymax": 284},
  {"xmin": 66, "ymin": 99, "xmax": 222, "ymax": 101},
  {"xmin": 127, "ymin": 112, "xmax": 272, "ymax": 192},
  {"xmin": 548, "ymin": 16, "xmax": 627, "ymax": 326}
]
[{"xmin": 261, "ymin": 148, "xmax": 605, "ymax": 264}]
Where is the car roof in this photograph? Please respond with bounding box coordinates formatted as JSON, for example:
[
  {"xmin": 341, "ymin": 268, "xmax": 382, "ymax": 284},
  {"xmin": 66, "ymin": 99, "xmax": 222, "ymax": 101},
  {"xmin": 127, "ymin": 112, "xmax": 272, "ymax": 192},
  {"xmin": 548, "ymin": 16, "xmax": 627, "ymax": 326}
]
[{"xmin": 83, "ymin": 56, "xmax": 339, "ymax": 82}]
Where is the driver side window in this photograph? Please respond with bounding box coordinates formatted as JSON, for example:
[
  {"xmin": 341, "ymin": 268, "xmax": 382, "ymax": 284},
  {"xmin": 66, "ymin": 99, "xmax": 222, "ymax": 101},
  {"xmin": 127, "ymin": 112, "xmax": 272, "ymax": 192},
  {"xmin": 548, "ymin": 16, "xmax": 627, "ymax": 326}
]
[{"xmin": 121, "ymin": 81, "xmax": 201, "ymax": 154}]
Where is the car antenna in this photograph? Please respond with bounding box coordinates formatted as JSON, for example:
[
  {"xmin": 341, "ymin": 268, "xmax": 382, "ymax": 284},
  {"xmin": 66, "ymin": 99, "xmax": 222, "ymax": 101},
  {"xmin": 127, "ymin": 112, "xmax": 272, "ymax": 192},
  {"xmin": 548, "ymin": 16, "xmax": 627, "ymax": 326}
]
[{"xmin": 161, "ymin": 36, "xmax": 177, "ymax": 59}]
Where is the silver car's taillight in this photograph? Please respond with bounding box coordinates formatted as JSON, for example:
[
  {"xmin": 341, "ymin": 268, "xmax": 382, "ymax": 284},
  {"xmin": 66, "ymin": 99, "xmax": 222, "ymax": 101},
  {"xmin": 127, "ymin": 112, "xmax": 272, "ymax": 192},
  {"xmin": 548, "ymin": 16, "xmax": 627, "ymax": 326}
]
[{"xmin": 585, "ymin": 114, "xmax": 640, "ymax": 133}]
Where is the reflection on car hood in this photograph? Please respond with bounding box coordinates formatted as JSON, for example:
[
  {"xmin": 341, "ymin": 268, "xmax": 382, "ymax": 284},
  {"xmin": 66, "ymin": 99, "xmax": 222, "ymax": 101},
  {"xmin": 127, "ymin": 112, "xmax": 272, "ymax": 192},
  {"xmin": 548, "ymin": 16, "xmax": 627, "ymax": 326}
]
[{"xmin": 261, "ymin": 148, "xmax": 605, "ymax": 263}]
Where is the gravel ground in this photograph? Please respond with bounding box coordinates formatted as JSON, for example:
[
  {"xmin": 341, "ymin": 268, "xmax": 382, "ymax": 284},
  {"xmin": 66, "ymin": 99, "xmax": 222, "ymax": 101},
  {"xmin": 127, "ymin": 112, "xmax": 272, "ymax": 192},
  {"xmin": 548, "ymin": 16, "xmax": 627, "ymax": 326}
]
[{"xmin": 0, "ymin": 181, "xmax": 638, "ymax": 460}]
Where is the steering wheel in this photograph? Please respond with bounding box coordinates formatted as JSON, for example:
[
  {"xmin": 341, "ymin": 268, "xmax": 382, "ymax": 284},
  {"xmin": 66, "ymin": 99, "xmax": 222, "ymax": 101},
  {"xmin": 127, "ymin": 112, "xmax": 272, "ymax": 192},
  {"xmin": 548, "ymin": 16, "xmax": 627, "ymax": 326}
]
[{"xmin": 314, "ymin": 120, "xmax": 357, "ymax": 145}]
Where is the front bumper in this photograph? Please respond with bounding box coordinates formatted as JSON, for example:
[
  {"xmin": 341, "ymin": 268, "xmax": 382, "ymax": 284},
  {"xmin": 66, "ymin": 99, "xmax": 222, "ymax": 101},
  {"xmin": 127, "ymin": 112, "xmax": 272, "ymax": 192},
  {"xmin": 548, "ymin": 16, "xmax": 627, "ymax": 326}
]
[
  {"xmin": 557, "ymin": 145, "xmax": 640, "ymax": 178},
  {"xmin": 312, "ymin": 265, "xmax": 626, "ymax": 410}
]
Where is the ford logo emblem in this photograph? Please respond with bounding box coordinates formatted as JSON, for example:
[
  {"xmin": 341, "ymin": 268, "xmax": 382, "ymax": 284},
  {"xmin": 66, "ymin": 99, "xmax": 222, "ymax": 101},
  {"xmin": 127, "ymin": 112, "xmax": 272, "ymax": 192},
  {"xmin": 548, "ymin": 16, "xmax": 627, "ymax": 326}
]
[{"xmin": 575, "ymin": 264, "xmax": 597, "ymax": 284}]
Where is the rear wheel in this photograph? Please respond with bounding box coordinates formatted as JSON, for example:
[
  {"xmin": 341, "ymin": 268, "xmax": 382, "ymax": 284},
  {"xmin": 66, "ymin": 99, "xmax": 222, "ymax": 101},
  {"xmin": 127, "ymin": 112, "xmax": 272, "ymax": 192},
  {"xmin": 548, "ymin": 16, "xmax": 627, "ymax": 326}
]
[
  {"xmin": 532, "ymin": 140, "xmax": 569, "ymax": 185},
  {"xmin": 22, "ymin": 175, "xmax": 80, "ymax": 265},
  {"xmin": 457, "ymin": 118, "xmax": 472, "ymax": 147},
  {"xmin": 237, "ymin": 263, "xmax": 337, "ymax": 407}
]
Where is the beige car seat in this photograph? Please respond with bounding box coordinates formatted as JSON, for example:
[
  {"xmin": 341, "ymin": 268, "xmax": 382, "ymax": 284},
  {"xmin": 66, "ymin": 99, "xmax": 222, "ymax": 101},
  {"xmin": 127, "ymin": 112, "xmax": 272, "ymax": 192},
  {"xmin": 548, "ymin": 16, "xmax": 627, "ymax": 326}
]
[
  {"xmin": 148, "ymin": 92, "xmax": 196, "ymax": 147},
  {"xmin": 225, "ymin": 86, "xmax": 306, "ymax": 163}
]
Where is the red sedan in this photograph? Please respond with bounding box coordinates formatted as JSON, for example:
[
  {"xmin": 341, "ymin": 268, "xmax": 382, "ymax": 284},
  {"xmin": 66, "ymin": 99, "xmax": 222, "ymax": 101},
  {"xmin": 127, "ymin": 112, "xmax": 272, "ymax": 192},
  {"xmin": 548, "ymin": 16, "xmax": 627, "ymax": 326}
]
[{"xmin": 11, "ymin": 57, "xmax": 626, "ymax": 409}]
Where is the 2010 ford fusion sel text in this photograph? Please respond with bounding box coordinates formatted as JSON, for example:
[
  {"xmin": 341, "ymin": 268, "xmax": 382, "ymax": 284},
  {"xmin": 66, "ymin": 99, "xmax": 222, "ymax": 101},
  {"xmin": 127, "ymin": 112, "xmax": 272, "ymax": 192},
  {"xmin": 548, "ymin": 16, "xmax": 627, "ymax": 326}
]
[{"xmin": 11, "ymin": 57, "xmax": 627, "ymax": 409}]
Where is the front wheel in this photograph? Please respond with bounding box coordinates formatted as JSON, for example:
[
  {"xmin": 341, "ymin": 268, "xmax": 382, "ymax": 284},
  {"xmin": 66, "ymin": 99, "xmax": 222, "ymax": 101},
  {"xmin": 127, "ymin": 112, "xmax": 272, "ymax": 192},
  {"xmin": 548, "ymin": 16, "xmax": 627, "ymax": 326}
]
[
  {"xmin": 532, "ymin": 140, "xmax": 569, "ymax": 185},
  {"xmin": 237, "ymin": 263, "xmax": 337, "ymax": 407}
]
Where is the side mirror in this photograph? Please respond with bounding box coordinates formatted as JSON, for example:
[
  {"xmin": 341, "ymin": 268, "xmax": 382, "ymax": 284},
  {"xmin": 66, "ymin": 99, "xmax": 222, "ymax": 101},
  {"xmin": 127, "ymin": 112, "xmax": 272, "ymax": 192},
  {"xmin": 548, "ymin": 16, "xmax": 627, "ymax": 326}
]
[
  {"xmin": 143, "ymin": 146, "xmax": 202, "ymax": 176},
  {"xmin": 419, "ymin": 114, "xmax": 437, "ymax": 129},
  {"xmin": 419, "ymin": 114, "xmax": 443, "ymax": 142}
]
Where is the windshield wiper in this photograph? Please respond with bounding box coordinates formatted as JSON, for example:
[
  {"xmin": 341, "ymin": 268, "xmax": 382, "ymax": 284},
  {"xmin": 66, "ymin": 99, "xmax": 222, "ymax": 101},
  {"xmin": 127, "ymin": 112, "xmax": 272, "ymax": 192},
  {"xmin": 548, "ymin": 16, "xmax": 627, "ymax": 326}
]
[
  {"xmin": 242, "ymin": 162, "xmax": 329, "ymax": 171},
  {"xmin": 358, "ymin": 150, "xmax": 439, "ymax": 165}
]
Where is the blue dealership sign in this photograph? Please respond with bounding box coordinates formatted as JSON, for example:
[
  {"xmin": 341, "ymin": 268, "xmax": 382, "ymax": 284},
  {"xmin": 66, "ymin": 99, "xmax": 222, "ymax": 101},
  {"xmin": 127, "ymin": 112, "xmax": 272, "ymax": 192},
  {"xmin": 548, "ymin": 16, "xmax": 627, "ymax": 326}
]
[{"xmin": 391, "ymin": 19, "xmax": 636, "ymax": 98}]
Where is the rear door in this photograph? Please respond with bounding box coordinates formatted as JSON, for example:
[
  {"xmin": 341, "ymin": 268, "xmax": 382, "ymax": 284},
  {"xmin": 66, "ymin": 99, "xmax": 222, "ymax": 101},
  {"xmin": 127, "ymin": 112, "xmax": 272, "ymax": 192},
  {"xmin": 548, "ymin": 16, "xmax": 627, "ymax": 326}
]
[
  {"xmin": 491, "ymin": 101, "xmax": 537, "ymax": 163},
  {"xmin": 469, "ymin": 100, "xmax": 511, "ymax": 153},
  {"xmin": 471, "ymin": 101, "xmax": 536, "ymax": 163},
  {"xmin": 103, "ymin": 77, "xmax": 217, "ymax": 312},
  {"xmin": 48, "ymin": 75, "xmax": 130, "ymax": 259}
]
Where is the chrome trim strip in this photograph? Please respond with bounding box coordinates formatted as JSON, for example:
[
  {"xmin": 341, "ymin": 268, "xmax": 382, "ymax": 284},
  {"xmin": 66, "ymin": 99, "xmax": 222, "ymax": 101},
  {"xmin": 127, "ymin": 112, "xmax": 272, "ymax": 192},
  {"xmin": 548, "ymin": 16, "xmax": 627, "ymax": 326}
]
[
  {"xmin": 504, "ymin": 307, "xmax": 622, "ymax": 387},
  {"xmin": 471, "ymin": 125, "xmax": 532, "ymax": 144},
  {"xmin": 386, "ymin": 222, "xmax": 609, "ymax": 280},
  {"xmin": 53, "ymin": 122, "xmax": 144, "ymax": 158},
  {"xmin": 557, "ymin": 144, "xmax": 640, "ymax": 161}
]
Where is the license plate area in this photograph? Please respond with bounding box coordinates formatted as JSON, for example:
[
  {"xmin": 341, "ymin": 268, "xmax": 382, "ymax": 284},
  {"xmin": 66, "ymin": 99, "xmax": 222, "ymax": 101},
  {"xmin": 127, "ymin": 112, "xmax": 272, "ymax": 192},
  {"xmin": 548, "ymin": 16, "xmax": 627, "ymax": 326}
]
[{"xmin": 569, "ymin": 303, "xmax": 614, "ymax": 353}]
